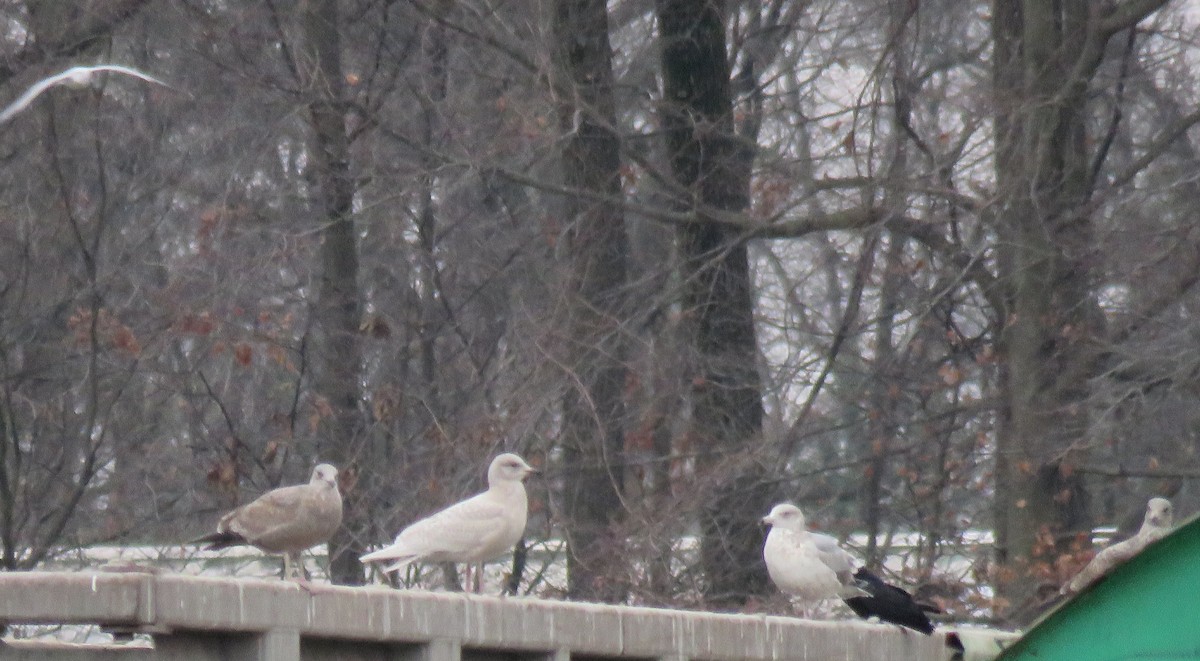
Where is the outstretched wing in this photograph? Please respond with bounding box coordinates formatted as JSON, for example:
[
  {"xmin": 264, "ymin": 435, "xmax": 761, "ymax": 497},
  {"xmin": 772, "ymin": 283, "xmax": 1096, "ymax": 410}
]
[
  {"xmin": 0, "ymin": 71, "xmax": 71, "ymax": 123},
  {"xmin": 0, "ymin": 64, "xmax": 178, "ymax": 125},
  {"xmin": 90, "ymin": 65, "xmax": 173, "ymax": 89}
]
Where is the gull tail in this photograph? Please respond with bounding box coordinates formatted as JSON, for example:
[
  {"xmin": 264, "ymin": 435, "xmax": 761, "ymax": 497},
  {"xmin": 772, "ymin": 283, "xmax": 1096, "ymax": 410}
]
[
  {"xmin": 190, "ymin": 531, "xmax": 247, "ymax": 551},
  {"xmin": 360, "ymin": 544, "xmax": 418, "ymax": 573}
]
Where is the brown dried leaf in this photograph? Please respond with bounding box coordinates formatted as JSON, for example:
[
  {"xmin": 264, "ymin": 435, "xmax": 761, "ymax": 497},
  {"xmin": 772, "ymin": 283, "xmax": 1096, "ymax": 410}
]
[{"xmin": 234, "ymin": 343, "xmax": 252, "ymax": 366}]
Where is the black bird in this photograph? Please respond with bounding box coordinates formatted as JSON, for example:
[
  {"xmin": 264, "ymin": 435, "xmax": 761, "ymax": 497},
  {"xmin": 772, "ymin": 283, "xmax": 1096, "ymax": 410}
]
[{"xmin": 843, "ymin": 567, "xmax": 940, "ymax": 635}]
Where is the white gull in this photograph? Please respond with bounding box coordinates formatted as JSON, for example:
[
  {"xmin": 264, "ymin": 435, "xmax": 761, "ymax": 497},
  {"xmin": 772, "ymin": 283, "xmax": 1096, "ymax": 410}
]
[{"xmin": 361, "ymin": 453, "xmax": 536, "ymax": 589}]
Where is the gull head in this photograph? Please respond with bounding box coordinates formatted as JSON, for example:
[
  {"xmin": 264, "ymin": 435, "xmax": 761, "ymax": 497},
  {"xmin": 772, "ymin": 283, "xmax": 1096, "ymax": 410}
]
[
  {"xmin": 1146, "ymin": 497, "xmax": 1173, "ymax": 529},
  {"xmin": 311, "ymin": 463, "xmax": 339, "ymax": 491},
  {"xmin": 488, "ymin": 453, "xmax": 537, "ymax": 486},
  {"xmin": 762, "ymin": 503, "xmax": 806, "ymax": 531}
]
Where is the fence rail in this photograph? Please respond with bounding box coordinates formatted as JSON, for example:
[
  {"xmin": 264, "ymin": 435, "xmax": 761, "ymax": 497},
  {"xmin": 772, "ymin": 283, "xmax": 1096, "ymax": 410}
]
[{"xmin": 0, "ymin": 572, "xmax": 952, "ymax": 660}]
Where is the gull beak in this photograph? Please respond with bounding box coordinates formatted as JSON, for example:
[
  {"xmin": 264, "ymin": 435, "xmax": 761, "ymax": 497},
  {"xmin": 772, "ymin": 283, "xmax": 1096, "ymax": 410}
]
[{"xmin": 760, "ymin": 515, "xmax": 774, "ymax": 527}]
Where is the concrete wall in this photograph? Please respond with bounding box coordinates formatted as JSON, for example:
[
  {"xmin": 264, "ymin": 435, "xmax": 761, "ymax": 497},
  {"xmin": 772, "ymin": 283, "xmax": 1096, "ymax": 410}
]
[{"xmin": 0, "ymin": 572, "xmax": 951, "ymax": 660}]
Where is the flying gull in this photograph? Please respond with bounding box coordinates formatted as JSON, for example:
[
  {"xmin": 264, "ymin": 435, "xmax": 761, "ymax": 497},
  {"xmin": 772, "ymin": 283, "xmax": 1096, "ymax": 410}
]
[
  {"xmin": 0, "ymin": 64, "xmax": 177, "ymax": 124},
  {"xmin": 1062, "ymin": 496, "xmax": 1173, "ymax": 594},
  {"xmin": 361, "ymin": 453, "xmax": 537, "ymax": 592},
  {"xmin": 192, "ymin": 463, "xmax": 343, "ymax": 580}
]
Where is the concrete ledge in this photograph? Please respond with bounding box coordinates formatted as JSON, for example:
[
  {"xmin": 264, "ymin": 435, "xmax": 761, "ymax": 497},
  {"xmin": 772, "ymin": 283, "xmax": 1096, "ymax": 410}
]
[
  {"xmin": 0, "ymin": 572, "xmax": 952, "ymax": 660},
  {"xmin": 0, "ymin": 573, "xmax": 151, "ymax": 626},
  {"xmin": 154, "ymin": 575, "xmax": 310, "ymax": 631}
]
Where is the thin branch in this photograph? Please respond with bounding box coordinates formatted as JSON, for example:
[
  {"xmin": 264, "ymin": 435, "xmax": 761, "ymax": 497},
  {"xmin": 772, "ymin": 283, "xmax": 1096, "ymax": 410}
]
[
  {"xmin": 1098, "ymin": 0, "xmax": 1170, "ymax": 38},
  {"xmin": 1108, "ymin": 107, "xmax": 1200, "ymax": 191},
  {"xmin": 778, "ymin": 232, "xmax": 880, "ymax": 460},
  {"xmin": 197, "ymin": 370, "xmax": 270, "ymax": 480},
  {"xmin": 1074, "ymin": 463, "xmax": 1200, "ymax": 479},
  {"xmin": 1088, "ymin": 27, "xmax": 1137, "ymax": 192},
  {"xmin": 408, "ymin": 0, "xmax": 539, "ymax": 76}
]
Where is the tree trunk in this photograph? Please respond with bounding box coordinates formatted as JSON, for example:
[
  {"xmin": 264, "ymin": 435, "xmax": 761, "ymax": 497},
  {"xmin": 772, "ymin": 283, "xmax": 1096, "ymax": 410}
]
[
  {"xmin": 863, "ymin": 235, "xmax": 900, "ymax": 567},
  {"xmin": 416, "ymin": 19, "xmax": 457, "ymax": 593},
  {"xmin": 862, "ymin": 0, "xmax": 917, "ymax": 566},
  {"xmin": 553, "ymin": 0, "xmax": 631, "ymax": 603},
  {"xmin": 988, "ymin": 0, "xmax": 1147, "ymax": 621},
  {"xmin": 656, "ymin": 0, "xmax": 768, "ymax": 608},
  {"xmin": 300, "ymin": 0, "xmax": 365, "ymax": 586}
]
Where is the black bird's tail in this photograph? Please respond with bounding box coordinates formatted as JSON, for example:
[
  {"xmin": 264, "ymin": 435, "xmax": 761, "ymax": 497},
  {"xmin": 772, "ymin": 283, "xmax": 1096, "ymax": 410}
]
[
  {"xmin": 190, "ymin": 531, "xmax": 247, "ymax": 551},
  {"xmin": 844, "ymin": 568, "xmax": 938, "ymax": 635}
]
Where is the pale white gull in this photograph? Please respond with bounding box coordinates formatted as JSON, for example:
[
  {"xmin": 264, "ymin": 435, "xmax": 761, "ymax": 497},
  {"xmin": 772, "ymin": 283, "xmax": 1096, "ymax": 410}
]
[
  {"xmin": 191, "ymin": 463, "xmax": 343, "ymax": 580},
  {"xmin": 1062, "ymin": 496, "xmax": 1173, "ymax": 594},
  {"xmin": 762, "ymin": 503, "xmax": 867, "ymax": 616},
  {"xmin": 0, "ymin": 64, "xmax": 177, "ymax": 124},
  {"xmin": 361, "ymin": 453, "xmax": 537, "ymax": 590}
]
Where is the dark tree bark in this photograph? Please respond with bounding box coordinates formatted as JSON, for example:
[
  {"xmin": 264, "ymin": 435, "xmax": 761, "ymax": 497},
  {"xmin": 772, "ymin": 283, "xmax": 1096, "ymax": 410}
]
[
  {"xmin": 553, "ymin": 0, "xmax": 631, "ymax": 603},
  {"xmin": 989, "ymin": 0, "xmax": 1167, "ymax": 622},
  {"xmin": 655, "ymin": 0, "xmax": 769, "ymax": 607},
  {"xmin": 300, "ymin": 0, "xmax": 365, "ymax": 586},
  {"xmin": 862, "ymin": 0, "xmax": 919, "ymax": 568},
  {"xmin": 415, "ymin": 18, "xmax": 458, "ymax": 593}
]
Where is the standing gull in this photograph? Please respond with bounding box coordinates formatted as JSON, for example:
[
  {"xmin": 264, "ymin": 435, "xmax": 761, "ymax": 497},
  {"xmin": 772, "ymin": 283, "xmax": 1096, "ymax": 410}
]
[
  {"xmin": 0, "ymin": 64, "xmax": 177, "ymax": 124},
  {"xmin": 361, "ymin": 453, "xmax": 537, "ymax": 591},
  {"xmin": 765, "ymin": 504, "xmax": 937, "ymax": 631},
  {"xmin": 1062, "ymin": 497, "xmax": 1173, "ymax": 594},
  {"xmin": 762, "ymin": 503, "xmax": 867, "ymax": 616},
  {"xmin": 192, "ymin": 463, "xmax": 343, "ymax": 580}
]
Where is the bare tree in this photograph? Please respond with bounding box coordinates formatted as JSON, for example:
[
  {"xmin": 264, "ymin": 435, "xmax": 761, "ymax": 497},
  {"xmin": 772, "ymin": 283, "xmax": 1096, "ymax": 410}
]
[
  {"xmin": 989, "ymin": 0, "xmax": 1170, "ymax": 620},
  {"xmin": 552, "ymin": 0, "xmax": 633, "ymax": 602},
  {"xmin": 656, "ymin": 0, "xmax": 770, "ymax": 607},
  {"xmin": 296, "ymin": 0, "xmax": 368, "ymax": 585}
]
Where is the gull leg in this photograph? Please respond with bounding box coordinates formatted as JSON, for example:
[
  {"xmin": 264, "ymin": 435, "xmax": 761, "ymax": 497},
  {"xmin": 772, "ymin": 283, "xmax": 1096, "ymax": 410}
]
[
  {"xmin": 464, "ymin": 563, "xmax": 475, "ymax": 593},
  {"xmin": 298, "ymin": 552, "xmax": 311, "ymax": 580},
  {"xmin": 440, "ymin": 561, "xmax": 463, "ymax": 591},
  {"xmin": 285, "ymin": 551, "xmax": 320, "ymax": 593}
]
